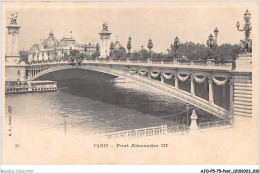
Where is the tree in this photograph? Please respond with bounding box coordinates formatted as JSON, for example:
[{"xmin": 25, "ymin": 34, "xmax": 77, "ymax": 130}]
[
  {"xmin": 111, "ymin": 46, "xmax": 127, "ymax": 59},
  {"xmin": 166, "ymin": 41, "xmax": 240, "ymax": 61}
]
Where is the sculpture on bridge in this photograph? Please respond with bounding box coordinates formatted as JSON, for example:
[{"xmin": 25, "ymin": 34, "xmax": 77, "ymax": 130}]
[
  {"xmin": 8, "ymin": 12, "xmax": 18, "ymax": 24},
  {"xmin": 236, "ymin": 9, "xmax": 252, "ymax": 54},
  {"xmin": 239, "ymin": 38, "xmax": 252, "ymax": 54},
  {"xmin": 102, "ymin": 23, "xmax": 108, "ymax": 31}
]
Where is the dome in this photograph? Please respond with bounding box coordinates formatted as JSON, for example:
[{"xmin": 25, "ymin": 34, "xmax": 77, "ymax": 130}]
[{"xmin": 42, "ymin": 30, "xmax": 59, "ymax": 48}]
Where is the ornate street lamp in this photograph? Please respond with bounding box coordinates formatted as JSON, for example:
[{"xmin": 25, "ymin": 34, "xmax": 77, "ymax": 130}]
[
  {"xmin": 147, "ymin": 39, "xmax": 153, "ymax": 57},
  {"xmin": 206, "ymin": 34, "xmax": 216, "ymax": 59},
  {"xmin": 84, "ymin": 44, "xmax": 87, "ymax": 59},
  {"xmin": 96, "ymin": 43, "xmax": 100, "ymax": 58},
  {"xmin": 173, "ymin": 37, "xmax": 180, "ymax": 58},
  {"xmin": 88, "ymin": 42, "xmax": 91, "ymax": 56},
  {"xmin": 236, "ymin": 9, "xmax": 252, "ymax": 53},
  {"xmin": 214, "ymin": 27, "xmax": 219, "ymax": 45},
  {"xmin": 110, "ymin": 42, "xmax": 114, "ymax": 57},
  {"xmin": 127, "ymin": 36, "xmax": 132, "ymax": 54}
]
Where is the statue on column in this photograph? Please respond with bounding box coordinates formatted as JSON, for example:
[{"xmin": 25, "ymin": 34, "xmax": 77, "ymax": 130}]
[
  {"xmin": 9, "ymin": 12, "xmax": 18, "ymax": 24},
  {"xmin": 102, "ymin": 23, "xmax": 108, "ymax": 31}
]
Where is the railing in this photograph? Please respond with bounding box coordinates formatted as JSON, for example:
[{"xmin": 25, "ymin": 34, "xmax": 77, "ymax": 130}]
[
  {"xmin": 213, "ymin": 60, "xmax": 233, "ymax": 67},
  {"xmin": 167, "ymin": 125, "xmax": 187, "ymax": 134},
  {"xmin": 27, "ymin": 58, "xmax": 234, "ymax": 69},
  {"xmin": 97, "ymin": 119, "xmax": 232, "ymax": 139},
  {"xmin": 191, "ymin": 60, "xmax": 207, "ymax": 66},
  {"xmin": 96, "ymin": 124, "xmax": 190, "ymax": 139},
  {"xmin": 99, "ymin": 125, "xmax": 168, "ymax": 139},
  {"xmin": 5, "ymin": 81, "xmax": 29, "ymax": 89},
  {"xmin": 198, "ymin": 120, "xmax": 231, "ymax": 129}
]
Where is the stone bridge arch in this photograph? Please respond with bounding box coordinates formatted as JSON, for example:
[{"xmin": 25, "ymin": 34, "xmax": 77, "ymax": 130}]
[{"xmin": 29, "ymin": 63, "xmax": 232, "ymax": 120}]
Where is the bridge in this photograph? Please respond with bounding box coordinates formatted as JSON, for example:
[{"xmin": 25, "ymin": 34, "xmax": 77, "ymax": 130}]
[{"xmin": 5, "ymin": 58, "xmax": 252, "ymax": 121}]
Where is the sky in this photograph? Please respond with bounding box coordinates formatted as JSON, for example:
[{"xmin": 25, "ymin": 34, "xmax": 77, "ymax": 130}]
[{"xmin": 2, "ymin": 1, "xmax": 258, "ymax": 53}]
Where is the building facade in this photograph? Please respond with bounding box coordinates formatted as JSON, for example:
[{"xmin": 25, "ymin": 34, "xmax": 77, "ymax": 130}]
[{"xmin": 28, "ymin": 31, "xmax": 97, "ymax": 62}]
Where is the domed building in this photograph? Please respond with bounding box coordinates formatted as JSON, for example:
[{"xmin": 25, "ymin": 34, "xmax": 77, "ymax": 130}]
[{"xmin": 28, "ymin": 30, "xmax": 96, "ymax": 62}]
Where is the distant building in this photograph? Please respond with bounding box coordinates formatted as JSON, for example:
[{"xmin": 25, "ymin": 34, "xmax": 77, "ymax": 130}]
[
  {"xmin": 114, "ymin": 36, "xmax": 124, "ymax": 51},
  {"xmin": 28, "ymin": 31, "xmax": 96, "ymax": 62}
]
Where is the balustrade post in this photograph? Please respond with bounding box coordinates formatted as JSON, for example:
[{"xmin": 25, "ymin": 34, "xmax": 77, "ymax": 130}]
[
  {"xmin": 190, "ymin": 74, "xmax": 195, "ymax": 95},
  {"xmin": 160, "ymin": 72, "xmax": 165, "ymax": 84},
  {"xmin": 208, "ymin": 76, "xmax": 214, "ymax": 104}
]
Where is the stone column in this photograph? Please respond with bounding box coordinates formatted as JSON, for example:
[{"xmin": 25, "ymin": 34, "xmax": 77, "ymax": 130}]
[
  {"xmin": 190, "ymin": 74, "xmax": 195, "ymax": 95},
  {"xmin": 160, "ymin": 72, "xmax": 165, "ymax": 84},
  {"xmin": 208, "ymin": 76, "xmax": 214, "ymax": 104}
]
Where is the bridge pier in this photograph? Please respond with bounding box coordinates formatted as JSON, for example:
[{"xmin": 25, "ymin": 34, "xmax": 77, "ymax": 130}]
[
  {"xmin": 148, "ymin": 70, "xmax": 151, "ymax": 79},
  {"xmin": 208, "ymin": 77, "xmax": 214, "ymax": 104},
  {"xmin": 174, "ymin": 74, "xmax": 179, "ymax": 89},
  {"xmin": 190, "ymin": 74, "xmax": 195, "ymax": 95},
  {"xmin": 160, "ymin": 72, "xmax": 165, "ymax": 84}
]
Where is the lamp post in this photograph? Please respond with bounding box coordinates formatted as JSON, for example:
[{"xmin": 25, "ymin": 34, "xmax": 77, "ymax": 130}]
[
  {"xmin": 236, "ymin": 9, "xmax": 252, "ymax": 53},
  {"xmin": 110, "ymin": 42, "xmax": 114, "ymax": 58},
  {"xmin": 147, "ymin": 39, "xmax": 153, "ymax": 58},
  {"xmin": 214, "ymin": 27, "xmax": 219, "ymax": 45},
  {"xmin": 96, "ymin": 43, "xmax": 100, "ymax": 59},
  {"xmin": 173, "ymin": 37, "xmax": 180, "ymax": 58},
  {"xmin": 127, "ymin": 36, "xmax": 132, "ymax": 54},
  {"xmin": 206, "ymin": 34, "xmax": 216, "ymax": 59},
  {"xmin": 61, "ymin": 112, "xmax": 68, "ymax": 135},
  {"xmin": 84, "ymin": 44, "xmax": 87, "ymax": 59},
  {"xmin": 88, "ymin": 42, "xmax": 91, "ymax": 56}
]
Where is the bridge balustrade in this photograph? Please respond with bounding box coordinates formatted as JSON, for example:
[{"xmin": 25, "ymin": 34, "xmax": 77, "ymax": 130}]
[{"xmin": 27, "ymin": 58, "xmax": 233, "ymax": 70}]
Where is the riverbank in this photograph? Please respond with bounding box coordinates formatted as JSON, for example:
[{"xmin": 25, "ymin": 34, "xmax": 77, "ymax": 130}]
[{"xmin": 2, "ymin": 115, "xmax": 257, "ymax": 164}]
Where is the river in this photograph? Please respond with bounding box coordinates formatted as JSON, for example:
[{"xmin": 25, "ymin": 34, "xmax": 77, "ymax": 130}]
[{"xmin": 5, "ymin": 69, "xmax": 218, "ymax": 136}]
